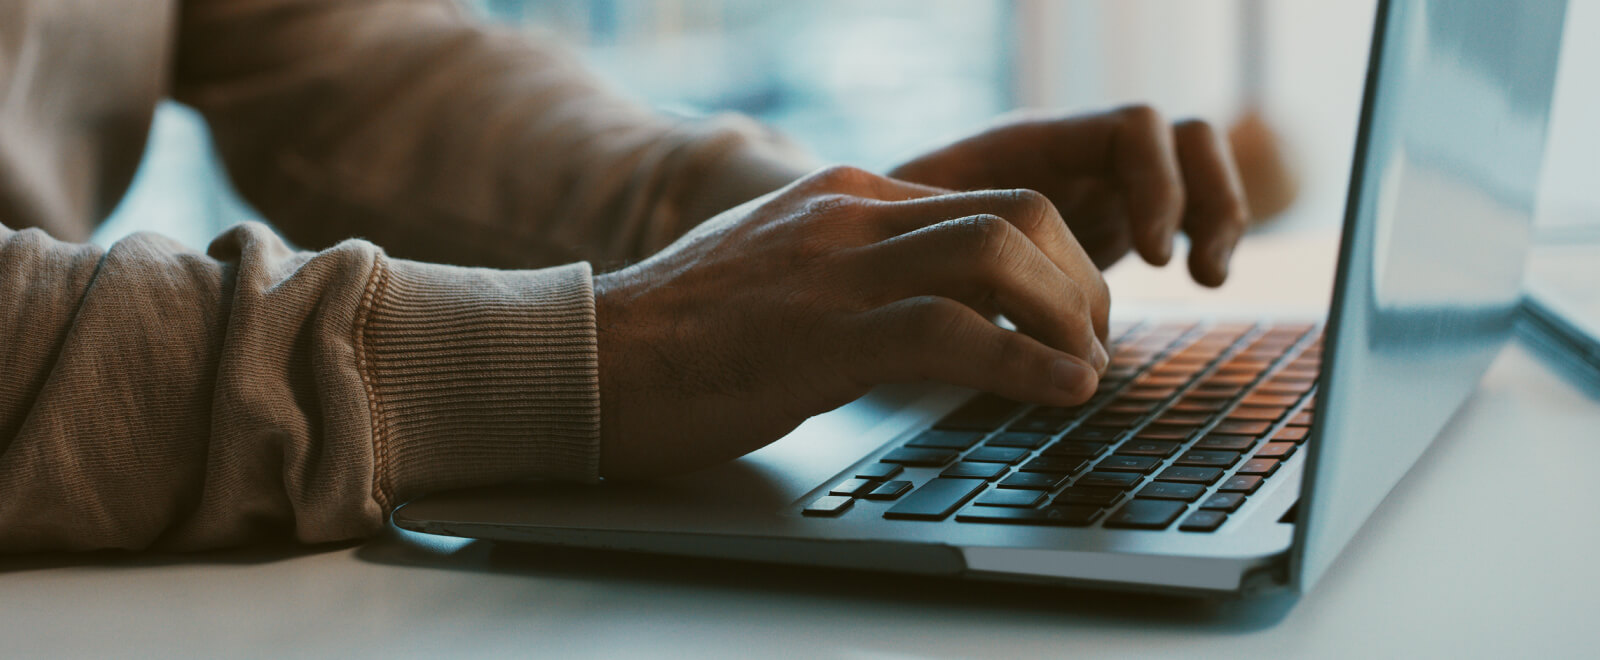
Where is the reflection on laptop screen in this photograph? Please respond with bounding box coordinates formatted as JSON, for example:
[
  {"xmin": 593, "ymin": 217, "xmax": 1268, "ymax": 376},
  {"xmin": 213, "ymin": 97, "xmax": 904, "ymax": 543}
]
[{"xmin": 1296, "ymin": 0, "xmax": 1567, "ymax": 590}]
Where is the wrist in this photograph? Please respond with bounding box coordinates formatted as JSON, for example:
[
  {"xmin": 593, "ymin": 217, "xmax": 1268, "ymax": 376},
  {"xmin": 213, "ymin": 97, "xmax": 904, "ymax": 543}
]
[{"xmin": 669, "ymin": 115, "xmax": 817, "ymax": 231}]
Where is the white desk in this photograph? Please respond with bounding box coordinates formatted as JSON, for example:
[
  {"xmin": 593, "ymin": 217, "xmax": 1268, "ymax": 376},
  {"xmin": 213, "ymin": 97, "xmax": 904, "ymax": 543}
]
[{"xmin": 6, "ymin": 234, "xmax": 1599, "ymax": 659}]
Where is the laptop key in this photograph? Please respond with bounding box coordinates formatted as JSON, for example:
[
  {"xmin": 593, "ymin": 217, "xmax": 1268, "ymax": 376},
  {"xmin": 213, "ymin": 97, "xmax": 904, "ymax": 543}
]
[
  {"xmin": 803, "ymin": 495, "xmax": 854, "ymax": 517},
  {"xmin": 1027, "ymin": 404, "xmax": 1088, "ymax": 419},
  {"xmin": 905, "ymin": 430, "xmax": 985, "ymax": 450},
  {"xmin": 1194, "ymin": 434, "xmax": 1256, "ymax": 451},
  {"xmin": 942, "ymin": 462, "xmax": 1010, "ymax": 480},
  {"xmin": 1082, "ymin": 413, "xmax": 1142, "ymax": 428},
  {"xmin": 855, "ymin": 462, "xmax": 903, "ymax": 480},
  {"xmin": 1020, "ymin": 456, "xmax": 1089, "ymax": 474},
  {"xmin": 1254, "ymin": 442, "xmax": 1296, "ymax": 459},
  {"xmin": 1007, "ymin": 416, "xmax": 1074, "ymax": 434},
  {"xmin": 1115, "ymin": 440, "xmax": 1176, "ymax": 457},
  {"xmin": 1151, "ymin": 412, "xmax": 1210, "ymax": 427},
  {"xmin": 1185, "ymin": 386, "xmax": 1240, "ymax": 400},
  {"xmin": 1174, "ymin": 450, "xmax": 1241, "ymax": 468},
  {"xmin": 883, "ymin": 478, "xmax": 988, "ymax": 521},
  {"xmin": 1273, "ymin": 426, "xmax": 1310, "ymax": 442},
  {"xmin": 1074, "ymin": 471, "xmax": 1144, "ymax": 489},
  {"xmin": 1104, "ymin": 499, "xmax": 1187, "ymax": 530},
  {"xmin": 1062, "ymin": 427, "xmax": 1123, "ymax": 443},
  {"xmin": 1200, "ymin": 492, "xmax": 1246, "ymax": 512},
  {"xmin": 1242, "ymin": 393, "xmax": 1299, "ymax": 407},
  {"xmin": 1055, "ymin": 486, "xmax": 1127, "ymax": 507},
  {"xmin": 974, "ymin": 489, "xmax": 1047, "ymax": 508},
  {"xmin": 829, "ymin": 478, "xmax": 877, "ymax": 497},
  {"xmin": 1213, "ymin": 420, "xmax": 1271, "ymax": 435},
  {"xmin": 1139, "ymin": 480, "xmax": 1203, "ymax": 503},
  {"xmin": 1120, "ymin": 387, "xmax": 1177, "ymax": 401},
  {"xmin": 1136, "ymin": 482, "xmax": 1206, "ymax": 502},
  {"xmin": 956, "ymin": 504, "xmax": 1103, "ymax": 526},
  {"xmin": 1286, "ymin": 411, "xmax": 1314, "ymax": 427},
  {"xmin": 1203, "ymin": 374, "xmax": 1256, "ymax": 387},
  {"xmin": 1096, "ymin": 455, "xmax": 1162, "ymax": 473},
  {"xmin": 998, "ymin": 472, "xmax": 1070, "ymax": 490},
  {"xmin": 1043, "ymin": 440, "xmax": 1109, "ymax": 457},
  {"xmin": 1102, "ymin": 402, "xmax": 1157, "ymax": 415},
  {"xmin": 881, "ymin": 447, "xmax": 958, "ymax": 467},
  {"xmin": 1179, "ymin": 510, "xmax": 1229, "ymax": 532},
  {"xmin": 1226, "ymin": 406, "xmax": 1288, "ymax": 422},
  {"xmin": 1135, "ymin": 427, "xmax": 1197, "ymax": 441},
  {"xmin": 1171, "ymin": 399, "xmax": 1227, "ymax": 413},
  {"xmin": 862, "ymin": 480, "xmax": 912, "ymax": 500},
  {"xmin": 985, "ymin": 432, "xmax": 1051, "ymax": 449},
  {"xmin": 1237, "ymin": 458, "xmax": 1281, "ymax": 476},
  {"xmin": 1155, "ymin": 466, "xmax": 1224, "ymax": 485},
  {"xmin": 965, "ymin": 446, "xmax": 1030, "ymax": 464},
  {"xmin": 1219, "ymin": 475, "xmax": 1264, "ymax": 493},
  {"xmin": 935, "ymin": 394, "xmax": 1025, "ymax": 431}
]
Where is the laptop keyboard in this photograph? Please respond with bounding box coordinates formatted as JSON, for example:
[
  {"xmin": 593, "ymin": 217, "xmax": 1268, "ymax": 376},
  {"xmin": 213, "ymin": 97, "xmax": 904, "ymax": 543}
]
[{"xmin": 802, "ymin": 321, "xmax": 1323, "ymax": 533}]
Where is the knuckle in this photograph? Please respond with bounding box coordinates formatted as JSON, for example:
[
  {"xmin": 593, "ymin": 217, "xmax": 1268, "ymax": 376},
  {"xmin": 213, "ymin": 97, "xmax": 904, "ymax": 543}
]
[
  {"xmin": 964, "ymin": 213, "xmax": 1011, "ymax": 249},
  {"xmin": 1175, "ymin": 117, "xmax": 1218, "ymax": 142},
  {"xmin": 1117, "ymin": 103, "xmax": 1164, "ymax": 129},
  {"xmin": 948, "ymin": 214, "xmax": 1015, "ymax": 271},
  {"xmin": 999, "ymin": 188, "xmax": 1053, "ymax": 234},
  {"xmin": 1192, "ymin": 196, "xmax": 1250, "ymax": 231},
  {"xmin": 809, "ymin": 164, "xmax": 873, "ymax": 189},
  {"xmin": 798, "ymin": 193, "xmax": 860, "ymax": 220},
  {"xmin": 1086, "ymin": 278, "xmax": 1112, "ymax": 332},
  {"xmin": 1219, "ymin": 200, "xmax": 1251, "ymax": 229},
  {"xmin": 904, "ymin": 298, "xmax": 966, "ymax": 345},
  {"xmin": 1092, "ymin": 275, "xmax": 1112, "ymax": 312}
]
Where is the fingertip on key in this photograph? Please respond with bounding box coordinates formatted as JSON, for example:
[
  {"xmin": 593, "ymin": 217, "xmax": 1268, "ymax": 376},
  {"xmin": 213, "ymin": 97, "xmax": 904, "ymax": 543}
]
[{"xmin": 1051, "ymin": 357, "xmax": 1097, "ymax": 402}]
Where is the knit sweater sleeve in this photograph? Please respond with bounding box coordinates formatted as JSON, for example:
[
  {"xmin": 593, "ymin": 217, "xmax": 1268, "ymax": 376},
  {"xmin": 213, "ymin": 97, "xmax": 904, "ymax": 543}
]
[{"xmin": 0, "ymin": 221, "xmax": 597, "ymax": 551}]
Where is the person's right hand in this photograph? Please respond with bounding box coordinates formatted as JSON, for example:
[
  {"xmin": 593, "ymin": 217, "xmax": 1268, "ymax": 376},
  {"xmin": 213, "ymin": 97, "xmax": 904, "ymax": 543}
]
[{"xmin": 594, "ymin": 166, "xmax": 1111, "ymax": 479}]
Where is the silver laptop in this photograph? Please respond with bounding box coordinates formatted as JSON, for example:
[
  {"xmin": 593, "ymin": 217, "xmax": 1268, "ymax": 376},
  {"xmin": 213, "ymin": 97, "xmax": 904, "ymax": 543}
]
[{"xmin": 395, "ymin": 0, "xmax": 1567, "ymax": 597}]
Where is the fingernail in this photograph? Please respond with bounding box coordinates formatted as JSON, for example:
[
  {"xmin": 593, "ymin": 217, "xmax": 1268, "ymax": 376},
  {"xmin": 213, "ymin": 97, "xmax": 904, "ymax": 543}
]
[
  {"xmin": 1212, "ymin": 242, "xmax": 1234, "ymax": 267},
  {"xmin": 1212, "ymin": 242, "xmax": 1234, "ymax": 281},
  {"xmin": 1149, "ymin": 227, "xmax": 1173, "ymax": 264},
  {"xmin": 1052, "ymin": 358, "xmax": 1096, "ymax": 398},
  {"xmin": 1091, "ymin": 340, "xmax": 1110, "ymax": 373}
]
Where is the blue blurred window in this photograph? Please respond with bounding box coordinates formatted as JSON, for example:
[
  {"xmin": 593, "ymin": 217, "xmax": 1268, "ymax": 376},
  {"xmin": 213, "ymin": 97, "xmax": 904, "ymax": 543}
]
[{"xmin": 467, "ymin": 0, "xmax": 1014, "ymax": 170}]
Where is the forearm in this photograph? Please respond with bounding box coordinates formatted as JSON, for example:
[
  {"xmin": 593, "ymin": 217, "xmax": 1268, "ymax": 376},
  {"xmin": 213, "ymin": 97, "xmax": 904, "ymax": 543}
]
[
  {"xmin": 0, "ymin": 221, "xmax": 598, "ymax": 552},
  {"xmin": 174, "ymin": 0, "xmax": 814, "ymax": 270}
]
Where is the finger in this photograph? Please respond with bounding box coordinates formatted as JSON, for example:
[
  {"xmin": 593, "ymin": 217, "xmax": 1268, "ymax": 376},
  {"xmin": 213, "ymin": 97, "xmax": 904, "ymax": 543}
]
[
  {"xmin": 1104, "ymin": 106, "xmax": 1186, "ymax": 267},
  {"xmin": 855, "ymin": 214, "xmax": 1107, "ymax": 370},
  {"xmin": 866, "ymin": 190, "xmax": 1111, "ymax": 342},
  {"xmin": 866, "ymin": 188, "xmax": 1091, "ymax": 286},
  {"xmin": 1172, "ymin": 120, "xmax": 1250, "ymax": 287},
  {"xmin": 1059, "ymin": 181, "xmax": 1135, "ymax": 270},
  {"xmin": 847, "ymin": 297, "xmax": 1100, "ymax": 406},
  {"xmin": 938, "ymin": 107, "xmax": 1187, "ymax": 265},
  {"xmin": 788, "ymin": 165, "xmax": 949, "ymax": 203}
]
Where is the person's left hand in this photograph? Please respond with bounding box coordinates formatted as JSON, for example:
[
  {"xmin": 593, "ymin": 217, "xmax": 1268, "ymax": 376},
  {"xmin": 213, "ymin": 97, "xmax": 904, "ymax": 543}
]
[{"xmin": 889, "ymin": 105, "xmax": 1249, "ymax": 287}]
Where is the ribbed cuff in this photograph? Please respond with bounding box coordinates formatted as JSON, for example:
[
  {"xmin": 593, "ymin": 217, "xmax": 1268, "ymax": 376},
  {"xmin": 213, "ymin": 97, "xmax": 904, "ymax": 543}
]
[{"xmin": 355, "ymin": 257, "xmax": 600, "ymax": 509}]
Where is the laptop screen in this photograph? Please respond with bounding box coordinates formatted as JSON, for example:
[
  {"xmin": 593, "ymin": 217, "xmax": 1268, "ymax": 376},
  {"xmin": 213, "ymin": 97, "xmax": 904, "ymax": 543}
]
[{"xmin": 1294, "ymin": 0, "xmax": 1567, "ymax": 591}]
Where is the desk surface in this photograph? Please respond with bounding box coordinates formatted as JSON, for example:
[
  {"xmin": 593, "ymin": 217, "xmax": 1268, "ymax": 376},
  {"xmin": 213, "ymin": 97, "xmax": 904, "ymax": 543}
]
[{"xmin": 6, "ymin": 234, "xmax": 1599, "ymax": 659}]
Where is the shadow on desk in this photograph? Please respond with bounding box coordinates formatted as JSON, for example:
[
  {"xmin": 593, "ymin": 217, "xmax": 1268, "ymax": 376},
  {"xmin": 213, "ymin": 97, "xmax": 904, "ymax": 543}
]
[
  {"xmin": 0, "ymin": 538, "xmax": 361, "ymax": 575},
  {"xmin": 355, "ymin": 525, "xmax": 1298, "ymax": 633}
]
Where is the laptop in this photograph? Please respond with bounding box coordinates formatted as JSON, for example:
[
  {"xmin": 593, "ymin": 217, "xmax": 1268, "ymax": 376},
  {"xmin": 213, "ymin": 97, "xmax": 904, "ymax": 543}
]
[{"xmin": 394, "ymin": 0, "xmax": 1568, "ymax": 597}]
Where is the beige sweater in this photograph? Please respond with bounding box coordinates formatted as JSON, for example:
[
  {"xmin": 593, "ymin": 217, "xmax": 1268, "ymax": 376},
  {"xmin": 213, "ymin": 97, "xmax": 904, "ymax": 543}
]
[{"xmin": 0, "ymin": 0, "xmax": 803, "ymax": 551}]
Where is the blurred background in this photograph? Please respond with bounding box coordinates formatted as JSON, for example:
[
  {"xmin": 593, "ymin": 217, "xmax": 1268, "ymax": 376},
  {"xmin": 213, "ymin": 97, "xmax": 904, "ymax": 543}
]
[{"xmin": 94, "ymin": 0, "xmax": 1599, "ymax": 256}]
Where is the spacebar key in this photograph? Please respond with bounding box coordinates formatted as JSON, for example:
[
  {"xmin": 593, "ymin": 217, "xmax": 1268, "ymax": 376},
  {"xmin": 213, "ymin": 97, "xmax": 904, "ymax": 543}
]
[{"xmin": 884, "ymin": 478, "xmax": 988, "ymax": 521}]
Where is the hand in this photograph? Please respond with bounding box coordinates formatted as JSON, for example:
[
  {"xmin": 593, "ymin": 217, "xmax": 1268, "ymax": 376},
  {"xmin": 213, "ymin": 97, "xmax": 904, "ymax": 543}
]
[
  {"xmin": 595, "ymin": 166, "xmax": 1110, "ymax": 479},
  {"xmin": 889, "ymin": 105, "xmax": 1250, "ymax": 287}
]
